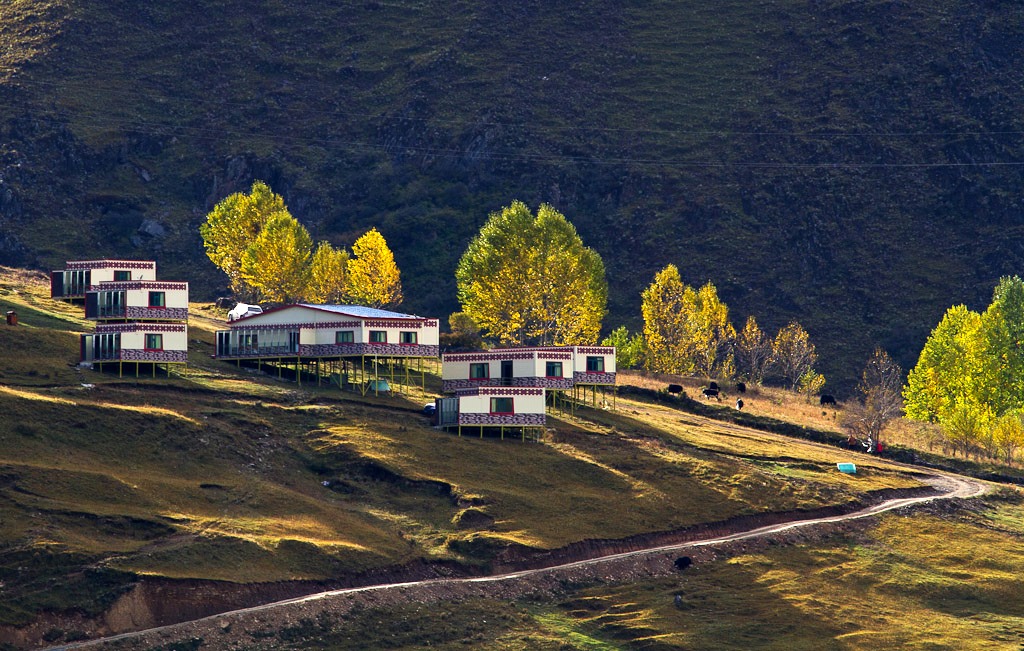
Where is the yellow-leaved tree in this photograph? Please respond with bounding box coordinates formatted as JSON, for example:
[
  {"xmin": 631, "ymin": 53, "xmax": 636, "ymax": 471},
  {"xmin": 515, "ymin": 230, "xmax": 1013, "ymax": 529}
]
[
  {"xmin": 306, "ymin": 242, "xmax": 350, "ymax": 304},
  {"xmin": 641, "ymin": 264, "xmax": 689, "ymax": 374},
  {"xmin": 735, "ymin": 315, "xmax": 773, "ymax": 384},
  {"xmin": 345, "ymin": 228, "xmax": 403, "ymax": 309},
  {"xmin": 200, "ymin": 181, "xmax": 286, "ymax": 297},
  {"xmin": 771, "ymin": 321, "xmax": 818, "ymax": 390},
  {"xmin": 687, "ymin": 282, "xmax": 736, "ymax": 379},
  {"xmin": 456, "ymin": 201, "xmax": 606, "ymax": 346},
  {"xmin": 641, "ymin": 269, "xmax": 736, "ymax": 377},
  {"xmin": 239, "ymin": 211, "xmax": 313, "ymax": 303}
]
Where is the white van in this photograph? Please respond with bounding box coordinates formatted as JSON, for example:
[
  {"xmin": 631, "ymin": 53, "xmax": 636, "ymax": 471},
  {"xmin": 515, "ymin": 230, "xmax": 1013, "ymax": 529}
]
[{"xmin": 228, "ymin": 303, "xmax": 263, "ymax": 322}]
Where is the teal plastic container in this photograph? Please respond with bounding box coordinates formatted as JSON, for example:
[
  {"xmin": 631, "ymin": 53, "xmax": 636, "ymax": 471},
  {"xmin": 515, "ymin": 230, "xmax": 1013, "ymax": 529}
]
[{"xmin": 836, "ymin": 462, "xmax": 857, "ymax": 474}]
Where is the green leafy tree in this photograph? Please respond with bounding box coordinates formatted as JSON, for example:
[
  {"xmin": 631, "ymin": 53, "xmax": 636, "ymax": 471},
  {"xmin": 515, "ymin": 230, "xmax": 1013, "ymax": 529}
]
[
  {"xmin": 992, "ymin": 411, "xmax": 1024, "ymax": 464},
  {"xmin": 601, "ymin": 326, "xmax": 644, "ymax": 369},
  {"xmin": 239, "ymin": 211, "xmax": 313, "ymax": 303},
  {"xmin": 978, "ymin": 276, "xmax": 1024, "ymax": 416},
  {"xmin": 641, "ymin": 264, "xmax": 690, "ymax": 373},
  {"xmin": 798, "ymin": 369, "xmax": 826, "ymax": 402},
  {"xmin": 771, "ymin": 321, "xmax": 818, "ymax": 390},
  {"xmin": 456, "ymin": 201, "xmax": 607, "ymax": 346},
  {"xmin": 941, "ymin": 398, "xmax": 993, "ymax": 458},
  {"xmin": 735, "ymin": 315, "xmax": 773, "ymax": 384},
  {"xmin": 307, "ymin": 242, "xmax": 350, "ymax": 304},
  {"xmin": 346, "ymin": 228, "xmax": 403, "ymax": 309},
  {"xmin": 200, "ymin": 181, "xmax": 287, "ymax": 297},
  {"xmin": 903, "ymin": 305, "xmax": 984, "ymax": 424}
]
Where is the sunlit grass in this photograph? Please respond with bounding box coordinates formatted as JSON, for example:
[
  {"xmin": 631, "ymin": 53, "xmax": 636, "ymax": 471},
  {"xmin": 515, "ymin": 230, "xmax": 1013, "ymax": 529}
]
[{"xmin": 520, "ymin": 495, "xmax": 1024, "ymax": 649}]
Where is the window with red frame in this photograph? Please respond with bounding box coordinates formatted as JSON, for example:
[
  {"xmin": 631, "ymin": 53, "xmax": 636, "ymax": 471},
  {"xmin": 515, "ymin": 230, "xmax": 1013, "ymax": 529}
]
[
  {"xmin": 490, "ymin": 397, "xmax": 513, "ymax": 414},
  {"xmin": 336, "ymin": 330, "xmax": 354, "ymax": 344}
]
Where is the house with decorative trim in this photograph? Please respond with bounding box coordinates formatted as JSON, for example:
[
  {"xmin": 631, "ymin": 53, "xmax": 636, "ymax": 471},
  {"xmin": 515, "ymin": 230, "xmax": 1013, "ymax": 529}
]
[
  {"xmin": 85, "ymin": 280, "xmax": 189, "ymax": 322},
  {"xmin": 81, "ymin": 322, "xmax": 189, "ymax": 367},
  {"xmin": 437, "ymin": 344, "xmax": 617, "ymax": 438},
  {"xmin": 51, "ymin": 259, "xmax": 157, "ymax": 301},
  {"xmin": 216, "ymin": 304, "xmax": 439, "ymax": 359},
  {"xmin": 441, "ymin": 346, "xmax": 615, "ymax": 393},
  {"xmin": 435, "ymin": 387, "xmax": 547, "ymax": 432},
  {"xmin": 566, "ymin": 345, "xmax": 616, "ymax": 385},
  {"xmin": 55, "ymin": 259, "xmax": 189, "ymax": 377},
  {"xmin": 440, "ymin": 348, "xmax": 574, "ymax": 393},
  {"xmin": 214, "ymin": 304, "xmax": 439, "ymax": 392}
]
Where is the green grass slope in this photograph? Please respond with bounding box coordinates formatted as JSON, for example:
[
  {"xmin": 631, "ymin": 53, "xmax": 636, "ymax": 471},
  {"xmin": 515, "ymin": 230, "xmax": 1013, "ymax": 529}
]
[
  {"xmin": 0, "ymin": 267, "xmax": 930, "ymax": 646},
  {"xmin": 1, "ymin": 2, "xmax": 1024, "ymax": 389}
]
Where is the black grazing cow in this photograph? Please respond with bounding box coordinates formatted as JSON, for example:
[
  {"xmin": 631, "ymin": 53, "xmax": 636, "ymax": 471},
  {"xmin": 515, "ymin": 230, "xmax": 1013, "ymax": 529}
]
[
  {"xmin": 667, "ymin": 384, "xmax": 684, "ymax": 395},
  {"xmin": 820, "ymin": 394, "xmax": 837, "ymax": 407},
  {"xmin": 708, "ymin": 381, "xmax": 719, "ymax": 391},
  {"xmin": 674, "ymin": 556, "xmax": 693, "ymax": 571},
  {"xmin": 735, "ymin": 382, "xmax": 746, "ymax": 393},
  {"xmin": 702, "ymin": 388, "xmax": 720, "ymax": 401},
  {"xmin": 735, "ymin": 398, "xmax": 744, "ymax": 410}
]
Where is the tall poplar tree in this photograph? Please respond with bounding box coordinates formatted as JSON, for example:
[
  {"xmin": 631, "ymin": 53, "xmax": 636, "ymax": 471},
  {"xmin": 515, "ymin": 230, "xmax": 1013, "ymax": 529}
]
[
  {"xmin": 979, "ymin": 276, "xmax": 1024, "ymax": 415},
  {"xmin": 239, "ymin": 211, "xmax": 313, "ymax": 303},
  {"xmin": 307, "ymin": 242, "xmax": 350, "ymax": 304},
  {"xmin": 346, "ymin": 228, "xmax": 403, "ymax": 309},
  {"xmin": 456, "ymin": 201, "xmax": 607, "ymax": 346},
  {"xmin": 735, "ymin": 315, "xmax": 772, "ymax": 384},
  {"xmin": 688, "ymin": 282, "xmax": 736, "ymax": 379},
  {"xmin": 200, "ymin": 181, "xmax": 286, "ymax": 297},
  {"xmin": 903, "ymin": 304, "xmax": 983, "ymax": 423},
  {"xmin": 771, "ymin": 321, "xmax": 818, "ymax": 390},
  {"xmin": 641, "ymin": 264, "xmax": 689, "ymax": 374}
]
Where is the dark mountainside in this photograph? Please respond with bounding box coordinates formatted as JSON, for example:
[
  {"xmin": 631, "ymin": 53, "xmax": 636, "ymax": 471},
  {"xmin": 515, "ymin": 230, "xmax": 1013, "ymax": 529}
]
[{"xmin": 1, "ymin": 0, "xmax": 1023, "ymax": 390}]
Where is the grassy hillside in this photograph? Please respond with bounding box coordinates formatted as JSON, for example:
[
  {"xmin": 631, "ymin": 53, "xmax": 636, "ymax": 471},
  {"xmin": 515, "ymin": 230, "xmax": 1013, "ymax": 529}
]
[
  {"xmin": 197, "ymin": 497, "xmax": 1024, "ymax": 650},
  {"xmin": 1, "ymin": 1, "xmax": 1024, "ymax": 389},
  {"xmin": 0, "ymin": 266, "xmax": 948, "ymax": 647}
]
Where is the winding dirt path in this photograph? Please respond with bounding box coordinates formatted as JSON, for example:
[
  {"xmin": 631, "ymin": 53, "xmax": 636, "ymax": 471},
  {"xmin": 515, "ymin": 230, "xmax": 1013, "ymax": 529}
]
[{"xmin": 45, "ymin": 472, "xmax": 987, "ymax": 651}]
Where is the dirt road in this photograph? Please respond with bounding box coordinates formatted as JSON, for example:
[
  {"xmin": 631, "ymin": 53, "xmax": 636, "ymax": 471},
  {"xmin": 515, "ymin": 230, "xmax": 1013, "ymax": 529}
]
[{"xmin": 45, "ymin": 472, "xmax": 987, "ymax": 651}]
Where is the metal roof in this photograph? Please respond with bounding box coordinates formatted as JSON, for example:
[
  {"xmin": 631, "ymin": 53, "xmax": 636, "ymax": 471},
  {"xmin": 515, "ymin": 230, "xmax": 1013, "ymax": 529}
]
[{"xmin": 297, "ymin": 304, "xmax": 424, "ymax": 319}]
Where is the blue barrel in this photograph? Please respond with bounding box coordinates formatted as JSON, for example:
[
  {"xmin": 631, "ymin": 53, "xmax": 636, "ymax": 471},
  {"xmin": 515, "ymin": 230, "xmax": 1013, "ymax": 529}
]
[{"xmin": 836, "ymin": 462, "xmax": 857, "ymax": 474}]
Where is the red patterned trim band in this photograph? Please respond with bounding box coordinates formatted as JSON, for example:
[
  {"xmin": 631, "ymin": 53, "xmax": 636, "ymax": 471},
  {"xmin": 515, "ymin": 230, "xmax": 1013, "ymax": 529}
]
[
  {"xmin": 66, "ymin": 260, "xmax": 156, "ymax": 270},
  {"xmin": 89, "ymin": 281, "xmax": 188, "ymax": 291},
  {"xmin": 95, "ymin": 323, "xmax": 187, "ymax": 333}
]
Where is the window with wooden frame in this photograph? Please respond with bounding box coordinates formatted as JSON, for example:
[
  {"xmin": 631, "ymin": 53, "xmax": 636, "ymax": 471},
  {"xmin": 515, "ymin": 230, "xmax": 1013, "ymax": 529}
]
[
  {"xmin": 148, "ymin": 291, "xmax": 166, "ymax": 308},
  {"xmin": 336, "ymin": 330, "xmax": 354, "ymax": 344},
  {"xmin": 490, "ymin": 397, "xmax": 514, "ymax": 414},
  {"xmin": 400, "ymin": 331, "xmax": 417, "ymax": 344},
  {"xmin": 469, "ymin": 363, "xmax": 489, "ymax": 380},
  {"xmin": 145, "ymin": 333, "xmax": 163, "ymax": 350},
  {"xmin": 586, "ymin": 356, "xmax": 605, "ymax": 372},
  {"xmin": 545, "ymin": 361, "xmax": 563, "ymax": 378},
  {"xmin": 369, "ymin": 330, "xmax": 387, "ymax": 344}
]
